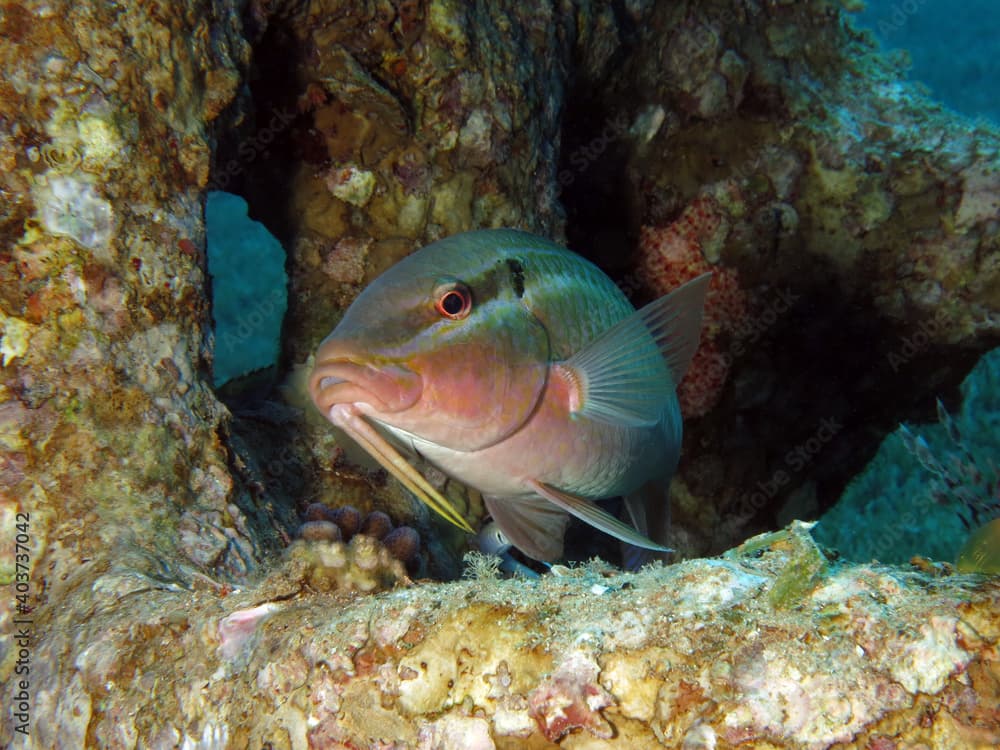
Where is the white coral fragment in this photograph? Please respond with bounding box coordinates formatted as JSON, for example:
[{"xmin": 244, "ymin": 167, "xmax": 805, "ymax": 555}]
[
  {"xmin": 889, "ymin": 615, "xmax": 970, "ymax": 694},
  {"xmin": 0, "ymin": 314, "xmax": 33, "ymax": 367},
  {"xmin": 326, "ymin": 165, "xmax": 376, "ymax": 206},
  {"xmin": 39, "ymin": 175, "xmax": 115, "ymax": 251},
  {"xmin": 418, "ymin": 715, "xmax": 495, "ymax": 750},
  {"xmin": 217, "ymin": 602, "xmax": 281, "ymax": 662}
]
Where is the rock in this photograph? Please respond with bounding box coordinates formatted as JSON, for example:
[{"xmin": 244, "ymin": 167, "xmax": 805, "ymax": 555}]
[{"xmin": 1, "ymin": 1, "xmax": 998, "ymax": 745}]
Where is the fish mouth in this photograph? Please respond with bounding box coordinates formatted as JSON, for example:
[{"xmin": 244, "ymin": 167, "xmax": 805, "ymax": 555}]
[
  {"xmin": 308, "ymin": 341, "xmax": 423, "ymax": 417},
  {"xmin": 308, "ymin": 340, "xmax": 472, "ymax": 533}
]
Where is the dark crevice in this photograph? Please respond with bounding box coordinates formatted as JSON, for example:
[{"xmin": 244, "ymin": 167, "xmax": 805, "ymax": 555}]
[
  {"xmin": 213, "ymin": 15, "xmax": 305, "ymax": 245},
  {"xmin": 558, "ymin": 88, "xmax": 640, "ymax": 274},
  {"xmin": 205, "ymin": 10, "xmax": 314, "ymax": 556}
]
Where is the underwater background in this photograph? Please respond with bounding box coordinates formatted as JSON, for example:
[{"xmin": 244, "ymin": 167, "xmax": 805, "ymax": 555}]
[
  {"xmin": 206, "ymin": 0, "xmax": 1000, "ymax": 572},
  {"xmin": 3, "ymin": 0, "xmax": 999, "ymax": 746},
  {"xmin": 855, "ymin": 0, "xmax": 1000, "ymax": 123}
]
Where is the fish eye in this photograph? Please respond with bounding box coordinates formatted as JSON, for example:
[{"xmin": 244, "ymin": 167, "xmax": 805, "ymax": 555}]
[{"xmin": 434, "ymin": 282, "xmax": 472, "ymax": 320}]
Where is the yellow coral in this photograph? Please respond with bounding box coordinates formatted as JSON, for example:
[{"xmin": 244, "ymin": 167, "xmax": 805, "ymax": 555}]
[{"xmin": 0, "ymin": 314, "xmax": 33, "ymax": 367}]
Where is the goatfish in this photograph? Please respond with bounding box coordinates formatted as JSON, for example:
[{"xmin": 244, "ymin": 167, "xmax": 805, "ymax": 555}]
[{"xmin": 308, "ymin": 228, "xmax": 709, "ymax": 562}]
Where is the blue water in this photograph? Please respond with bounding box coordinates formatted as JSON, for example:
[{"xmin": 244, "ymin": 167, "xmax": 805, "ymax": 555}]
[
  {"xmin": 205, "ymin": 191, "xmax": 287, "ymax": 386},
  {"xmin": 854, "ymin": 0, "xmax": 1000, "ymax": 122}
]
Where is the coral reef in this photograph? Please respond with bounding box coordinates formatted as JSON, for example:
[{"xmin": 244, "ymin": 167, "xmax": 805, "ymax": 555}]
[
  {"xmin": 580, "ymin": 0, "xmax": 1000, "ymax": 554},
  {"xmin": 298, "ymin": 502, "xmax": 423, "ymax": 576},
  {"xmin": 634, "ymin": 188, "xmax": 750, "ymax": 417},
  {"xmin": 219, "ymin": 0, "xmax": 999, "ymax": 557},
  {"xmin": 0, "ymin": 0, "xmax": 277, "ymax": 612},
  {"xmin": 288, "ymin": 534, "xmax": 409, "ymax": 593},
  {"xmin": 1, "ymin": 0, "xmax": 999, "ymax": 745},
  {"xmin": 816, "ymin": 346, "xmax": 1000, "ymax": 566},
  {"xmin": 229, "ymin": 0, "xmax": 598, "ymax": 366},
  {"xmin": 4, "ymin": 523, "xmax": 999, "ymax": 748}
]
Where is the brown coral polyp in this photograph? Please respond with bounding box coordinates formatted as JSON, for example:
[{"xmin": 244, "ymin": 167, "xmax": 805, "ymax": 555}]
[{"xmin": 297, "ymin": 503, "xmax": 420, "ymax": 572}]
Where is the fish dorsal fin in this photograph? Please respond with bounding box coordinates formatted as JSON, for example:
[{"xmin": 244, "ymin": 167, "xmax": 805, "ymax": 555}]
[
  {"xmin": 562, "ymin": 273, "xmax": 711, "ymax": 427},
  {"xmin": 484, "ymin": 495, "xmax": 570, "ymax": 562},
  {"xmin": 528, "ymin": 480, "xmax": 673, "ymax": 553},
  {"xmin": 645, "ymin": 272, "xmax": 712, "ymax": 383}
]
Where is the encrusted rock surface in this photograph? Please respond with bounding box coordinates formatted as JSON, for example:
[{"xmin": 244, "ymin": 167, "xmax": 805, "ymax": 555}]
[
  {"xmin": 6, "ymin": 523, "xmax": 1000, "ymax": 748},
  {"xmin": 0, "ymin": 0, "xmax": 280, "ymax": 587}
]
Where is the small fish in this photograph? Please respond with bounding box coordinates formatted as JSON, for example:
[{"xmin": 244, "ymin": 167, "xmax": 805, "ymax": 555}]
[
  {"xmin": 476, "ymin": 521, "xmax": 541, "ymax": 578},
  {"xmin": 308, "ymin": 229, "xmax": 709, "ymax": 562},
  {"xmin": 956, "ymin": 518, "xmax": 1000, "ymax": 575},
  {"xmin": 476, "ymin": 520, "xmax": 514, "ymax": 557}
]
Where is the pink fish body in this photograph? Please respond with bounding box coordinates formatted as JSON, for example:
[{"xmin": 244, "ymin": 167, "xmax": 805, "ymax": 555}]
[{"xmin": 309, "ymin": 229, "xmax": 708, "ymax": 561}]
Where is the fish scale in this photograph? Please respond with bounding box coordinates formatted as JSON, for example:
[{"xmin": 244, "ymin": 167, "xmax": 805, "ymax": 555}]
[{"xmin": 519, "ymin": 248, "xmax": 638, "ymax": 361}]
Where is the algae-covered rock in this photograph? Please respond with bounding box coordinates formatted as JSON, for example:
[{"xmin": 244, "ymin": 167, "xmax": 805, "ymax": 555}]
[
  {"xmin": 726, "ymin": 520, "xmax": 830, "ymax": 610},
  {"xmin": 1, "ymin": 0, "xmax": 999, "ymax": 747},
  {"xmin": 7, "ymin": 524, "xmax": 1000, "ymax": 748}
]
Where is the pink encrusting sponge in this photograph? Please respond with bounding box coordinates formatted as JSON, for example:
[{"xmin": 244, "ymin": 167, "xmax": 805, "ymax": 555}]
[{"xmin": 636, "ymin": 191, "xmax": 749, "ymax": 417}]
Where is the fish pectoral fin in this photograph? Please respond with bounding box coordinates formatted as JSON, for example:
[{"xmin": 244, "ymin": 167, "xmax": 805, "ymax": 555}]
[
  {"xmin": 561, "ymin": 272, "xmax": 711, "ymax": 427},
  {"xmin": 529, "ymin": 480, "xmax": 673, "ymax": 553},
  {"xmin": 484, "ymin": 495, "xmax": 570, "ymax": 563}
]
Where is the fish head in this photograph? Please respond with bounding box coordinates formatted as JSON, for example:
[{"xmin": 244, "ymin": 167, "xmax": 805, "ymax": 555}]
[{"xmin": 309, "ymin": 233, "xmax": 551, "ymax": 452}]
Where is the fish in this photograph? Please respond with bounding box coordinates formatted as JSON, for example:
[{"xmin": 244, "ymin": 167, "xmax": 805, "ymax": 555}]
[
  {"xmin": 476, "ymin": 521, "xmax": 541, "ymax": 578},
  {"xmin": 956, "ymin": 518, "xmax": 1000, "ymax": 575},
  {"xmin": 308, "ymin": 228, "xmax": 709, "ymax": 562},
  {"xmin": 476, "ymin": 520, "xmax": 514, "ymax": 557}
]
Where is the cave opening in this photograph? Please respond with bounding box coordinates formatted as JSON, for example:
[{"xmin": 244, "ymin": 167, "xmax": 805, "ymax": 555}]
[
  {"xmin": 204, "ymin": 190, "xmax": 287, "ymax": 390},
  {"xmin": 201, "ymin": 7, "xmax": 322, "ymax": 557},
  {"xmin": 209, "ymin": 1, "xmax": 331, "ymax": 382},
  {"xmin": 558, "ymin": 91, "xmax": 641, "ymax": 284}
]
